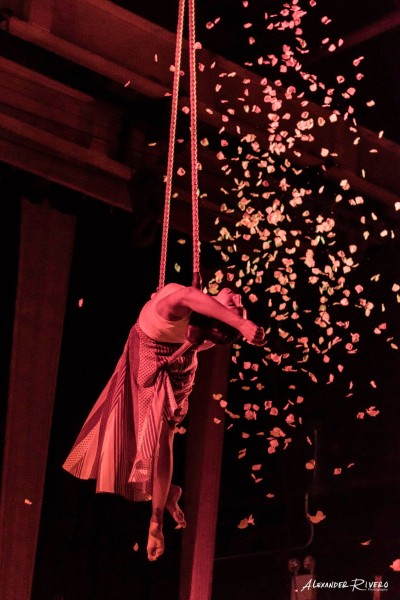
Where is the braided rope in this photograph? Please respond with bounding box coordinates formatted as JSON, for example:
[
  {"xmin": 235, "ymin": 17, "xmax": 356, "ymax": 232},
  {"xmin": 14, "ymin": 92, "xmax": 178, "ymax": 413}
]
[
  {"xmin": 188, "ymin": 0, "xmax": 201, "ymax": 279},
  {"xmin": 158, "ymin": 0, "xmax": 186, "ymax": 290},
  {"xmin": 158, "ymin": 0, "xmax": 201, "ymax": 289}
]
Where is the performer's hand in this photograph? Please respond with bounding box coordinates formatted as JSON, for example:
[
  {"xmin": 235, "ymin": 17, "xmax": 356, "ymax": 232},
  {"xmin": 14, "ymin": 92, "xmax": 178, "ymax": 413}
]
[
  {"xmin": 147, "ymin": 526, "xmax": 164, "ymax": 561},
  {"xmin": 240, "ymin": 321, "xmax": 265, "ymax": 346}
]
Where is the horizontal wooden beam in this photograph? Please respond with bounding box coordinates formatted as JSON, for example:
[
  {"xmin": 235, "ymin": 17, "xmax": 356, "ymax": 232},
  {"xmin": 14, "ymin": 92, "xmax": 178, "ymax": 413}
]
[
  {"xmin": 0, "ymin": 0, "xmax": 398, "ymax": 233},
  {"xmin": 0, "ymin": 113, "xmax": 128, "ymax": 176},
  {"xmin": 7, "ymin": 16, "xmax": 168, "ymax": 98},
  {"xmin": 3, "ymin": 6, "xmax": 399, "ymax": 209}
]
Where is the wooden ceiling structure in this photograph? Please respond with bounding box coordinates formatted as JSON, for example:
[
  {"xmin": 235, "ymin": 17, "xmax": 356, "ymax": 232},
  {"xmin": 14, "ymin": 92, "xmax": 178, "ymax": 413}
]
[{"xmin": 0, "ymin": 0, "xmax": 399, "ymax": 239}]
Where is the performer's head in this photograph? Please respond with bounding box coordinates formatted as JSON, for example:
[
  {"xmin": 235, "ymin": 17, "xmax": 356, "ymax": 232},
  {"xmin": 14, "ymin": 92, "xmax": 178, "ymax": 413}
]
[
  {"xmin": 216, "ymin": 287, "xmax": 242, "ymax": 306},
  {"xmin": 216, "ymin": 288, "xmax": 246, "ymax": 317}
]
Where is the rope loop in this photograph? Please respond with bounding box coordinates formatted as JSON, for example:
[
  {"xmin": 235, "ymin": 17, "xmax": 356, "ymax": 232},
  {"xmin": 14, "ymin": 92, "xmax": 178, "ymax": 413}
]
[
  {"xmin": 158, "ymin": 0, "xmax": 200, "ymax": 290},
  {"xmin": 158, "ymin": 0, "xmax": 186, "ymax": 290},
  {"xmin": 188, "ymin": 0, "xmax": 200, "ymax": 277}
]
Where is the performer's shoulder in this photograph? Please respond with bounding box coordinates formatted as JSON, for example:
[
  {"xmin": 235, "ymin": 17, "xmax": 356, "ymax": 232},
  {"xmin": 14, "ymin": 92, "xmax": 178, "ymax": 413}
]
[
  {"xmin": 157, "ymin": 282, "xmax": 186, "ymax": 298},
  {"xmin": 163, "ymin": 282, "xmax": 185, "ymax": 292}
]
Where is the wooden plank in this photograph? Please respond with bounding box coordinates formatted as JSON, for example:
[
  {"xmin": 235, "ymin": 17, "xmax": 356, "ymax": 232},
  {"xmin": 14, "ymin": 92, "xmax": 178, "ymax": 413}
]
[
  {"xmin": 7, "ymin": 12, "xmax": 400, "ymax": 205},
  {"xmin": 179, "ymin": 346, "xmax": 231, "ymax": 600},
  {"xmin": 0, "ymin": 199, "xmax": 76, "ymax": 600},
  {"xmin": 2, "ymin": 5, "xmax": 400, "ymax": 217},
  {"xmin": 0, "ymin": 112, "xmax": 129, "ymax": 177},
  {"xmin": 0, "ymin": 55, "xmax": 93, "ymax": 102},
  {"xmin": 0, "ymin": 57, "xmax": 120, "ymax": 152},
  {"xmin": 0, "ymin": 100, "xmax": 94, "ymax": 148},
  {"xmin": 0, "ymin": 133, "xmax": 132, "ymax": 210},
  {"xmin": 8, "ymin": 17, "xmax": 168, "ymax": 98},
  {"xmin": 0, "ymin": 56, "xmax": 121, "ymax": 145},
  {"xmin": 10, "ymin": 13, "xmax": 400, "ymax": 206}
]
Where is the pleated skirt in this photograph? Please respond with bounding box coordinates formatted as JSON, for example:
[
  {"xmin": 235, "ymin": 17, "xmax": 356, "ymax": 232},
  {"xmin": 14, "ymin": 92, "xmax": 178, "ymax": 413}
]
[{"xmin": 63, "ymin": 324, "xmax": 197, "ymax": 501}]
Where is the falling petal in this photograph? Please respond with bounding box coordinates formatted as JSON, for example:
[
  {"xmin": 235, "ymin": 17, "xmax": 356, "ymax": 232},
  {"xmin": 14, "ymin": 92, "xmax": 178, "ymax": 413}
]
[
  {"xmin": 308, "ymin": 510, "xmax": 326, "ymax": 524},
  {"xmin": 390, "ymin": 559, "xmax": 400, "ymax": 572}
]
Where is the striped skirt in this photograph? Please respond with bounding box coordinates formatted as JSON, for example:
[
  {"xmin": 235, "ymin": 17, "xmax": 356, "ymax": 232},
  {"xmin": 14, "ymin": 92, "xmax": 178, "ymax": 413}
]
[{"xmin": 63, "ymin": 324, "xmax": 197, "ymax": 501}]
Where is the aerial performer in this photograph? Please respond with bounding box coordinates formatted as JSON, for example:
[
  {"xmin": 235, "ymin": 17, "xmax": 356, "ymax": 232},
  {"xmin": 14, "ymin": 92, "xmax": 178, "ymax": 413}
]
[
  {"xmin": 63, "ymin": 283, "xmax": 265, "ymax": 561},
  {"xmin": 63, "ymin": 0, "xmax": 266, "ymax": 561}
]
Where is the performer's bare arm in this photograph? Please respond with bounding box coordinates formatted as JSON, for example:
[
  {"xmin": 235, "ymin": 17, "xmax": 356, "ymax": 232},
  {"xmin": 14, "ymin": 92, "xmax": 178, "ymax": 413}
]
[{"xmin": 156, "ymin": 286, "xmax": 264, "ymax": 345}]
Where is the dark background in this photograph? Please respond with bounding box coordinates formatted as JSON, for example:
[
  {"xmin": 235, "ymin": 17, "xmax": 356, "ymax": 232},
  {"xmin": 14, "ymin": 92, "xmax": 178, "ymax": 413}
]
[{"xmin": 1, "ymin": 171, "xmax": 400, "ymax": 599}]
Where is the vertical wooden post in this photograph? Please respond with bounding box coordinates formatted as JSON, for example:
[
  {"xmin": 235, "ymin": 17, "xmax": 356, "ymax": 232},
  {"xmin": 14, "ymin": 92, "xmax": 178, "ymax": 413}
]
[
  {"xmin": 373, "ymin": 575, "xmax": 383, "ymax": 600},
  {"xmin": 179, "ymin": 345, "xmax": 231, "ymax": 600},
  {"xmin": 0, "ymin": 199, "xmax": 75, "ymax": 600}
]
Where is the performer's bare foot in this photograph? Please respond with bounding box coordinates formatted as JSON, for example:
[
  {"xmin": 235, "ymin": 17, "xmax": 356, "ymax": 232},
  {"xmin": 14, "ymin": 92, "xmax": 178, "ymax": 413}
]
[
  {"xmin": 166, "ymin": 484, "xmax": 186, "ymax": 529},
  {"xmin": 147, "ymin": 522, "xmax": 164, "ymax": 561}
]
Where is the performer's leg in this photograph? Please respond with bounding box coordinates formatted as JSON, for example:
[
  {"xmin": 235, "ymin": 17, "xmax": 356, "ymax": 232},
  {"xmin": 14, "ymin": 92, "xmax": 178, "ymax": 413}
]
[{"xmin": 147, "ymin": 419, "xmax": 174, "ymax": 561}]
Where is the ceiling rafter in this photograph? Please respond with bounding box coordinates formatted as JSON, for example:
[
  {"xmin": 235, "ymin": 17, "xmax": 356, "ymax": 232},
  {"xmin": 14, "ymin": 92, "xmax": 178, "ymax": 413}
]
[{"xmin": 0, "ymin": 0, "xmax": 399, "ymax": 241}]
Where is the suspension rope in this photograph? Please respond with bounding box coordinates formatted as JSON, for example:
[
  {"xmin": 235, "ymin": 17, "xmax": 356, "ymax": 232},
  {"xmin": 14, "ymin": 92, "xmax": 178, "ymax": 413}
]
[
  {"xmin": 158, "ymin": 0, "xmax": 186, "ymax": 290},
  {"xmin": 188, "ymin": 0, "xmax": 201, "ymax": 283},
  {"xmin": 158, "ymin": 0, "xmax": 201, "ymax": 290}
]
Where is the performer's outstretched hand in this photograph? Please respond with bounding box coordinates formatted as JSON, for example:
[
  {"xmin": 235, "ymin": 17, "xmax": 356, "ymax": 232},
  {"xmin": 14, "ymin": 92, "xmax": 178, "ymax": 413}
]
[{"xmin": 240, "ymin": 321, "xmax": 265, "ymax": 346}]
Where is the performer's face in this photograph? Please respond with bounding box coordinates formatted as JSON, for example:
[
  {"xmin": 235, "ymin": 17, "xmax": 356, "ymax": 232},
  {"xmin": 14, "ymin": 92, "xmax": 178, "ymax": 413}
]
[{"xmin": 216, "ymin": 288, "xmax": 242, "ymax": 308}]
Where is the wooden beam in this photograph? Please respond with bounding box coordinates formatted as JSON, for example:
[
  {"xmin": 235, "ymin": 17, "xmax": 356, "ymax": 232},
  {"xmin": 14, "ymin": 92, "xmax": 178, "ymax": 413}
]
[
  {"xmin": 7, "ymin": 16, "xmax": 168, "ymax": 98},
  {"xmin": 5, "ymin": 9, "xmax": 400, "ymax": 209},
  {"xmin": 0, "ymin": 198, "xmax": 76, "ymax": 600},
  {"xmin": 308, "ymin": 10, "xmax": 400, "ymax": 63},
  {"xmin": 1, "ymin": 2, "xmax": 399, "ymax": 226},
  {"xmin": 179, "ymin": 346, "xmax": 231, "ymax": 600},
  {"xmin": 0, "ymin": 112, "xmax": 128, "ymax": 176}
]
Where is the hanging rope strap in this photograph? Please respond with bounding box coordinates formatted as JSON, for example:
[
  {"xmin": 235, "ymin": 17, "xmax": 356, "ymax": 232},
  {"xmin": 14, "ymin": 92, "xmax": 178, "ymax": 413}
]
[
  {"xmin": 156, "ymin": 0, "xmax": 245, "ymax": 356},
  {"xmin": 158, "ymin": 0, "xmax": 201, "ymax": 291},
  {"xmin": 188, "ymin": 0, "xmax": 201, "ymax": 289},
  {"xmin": 158, "ymin": 0, "xmax": 186, "ymax": 290}
]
